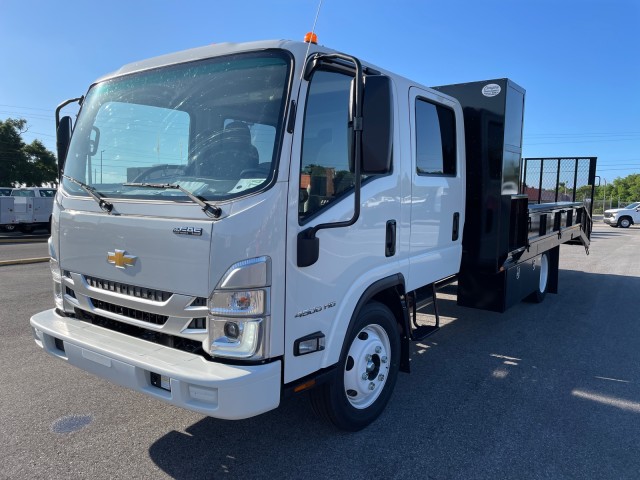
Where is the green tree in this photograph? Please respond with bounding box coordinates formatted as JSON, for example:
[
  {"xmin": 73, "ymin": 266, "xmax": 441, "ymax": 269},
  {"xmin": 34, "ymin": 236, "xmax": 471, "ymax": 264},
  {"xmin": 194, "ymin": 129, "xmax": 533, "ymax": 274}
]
[
  {"xmin": 0, "ymin": 118, "xmax": 28, "ymax": 186},
  {"xmin": 0, "ymin": 118, "xmax": 58, "ymax": 186},
  {"xmin": 592, "ymin": 173, "xmax": 640, "ymax": 211},
  {"xmin": 23, "ymin": 139, "xmax": 58, "ymax": 186}
]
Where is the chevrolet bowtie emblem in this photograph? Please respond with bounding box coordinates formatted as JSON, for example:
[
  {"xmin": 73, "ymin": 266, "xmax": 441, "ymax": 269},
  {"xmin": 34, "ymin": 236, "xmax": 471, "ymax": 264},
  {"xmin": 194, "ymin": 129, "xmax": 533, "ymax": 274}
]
[{"xmin": 107, "ymin": 249, "xmax": 137, "ymax": 269}]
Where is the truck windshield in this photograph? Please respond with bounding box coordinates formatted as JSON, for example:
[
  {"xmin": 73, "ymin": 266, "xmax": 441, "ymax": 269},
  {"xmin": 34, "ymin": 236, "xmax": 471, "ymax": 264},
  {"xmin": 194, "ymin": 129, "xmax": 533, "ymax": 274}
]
[{"xmin": 63, "ymin": 50, "xmax": 291, "ymax": 202}]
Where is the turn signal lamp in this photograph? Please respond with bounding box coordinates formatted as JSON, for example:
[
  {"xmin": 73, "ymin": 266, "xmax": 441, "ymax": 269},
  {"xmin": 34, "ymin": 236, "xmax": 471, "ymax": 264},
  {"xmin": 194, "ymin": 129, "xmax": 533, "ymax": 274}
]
[{"xmin": 304, "ymin": 32, "xmax": 318, "ymax": 44}]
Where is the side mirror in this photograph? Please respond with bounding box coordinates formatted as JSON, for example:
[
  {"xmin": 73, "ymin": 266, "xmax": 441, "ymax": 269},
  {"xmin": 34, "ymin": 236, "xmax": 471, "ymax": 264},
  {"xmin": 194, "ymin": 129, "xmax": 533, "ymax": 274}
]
[
  {"xmin": 56, "ymin": 116, "xmax": 73, "ymax": 177},
  {"xmin": 361, "ymin": 75, "xmax": 393, "ymax": 174},
  {"xmin": 89, "ymin": 126, "xmax": 101, "ymax": 156}
]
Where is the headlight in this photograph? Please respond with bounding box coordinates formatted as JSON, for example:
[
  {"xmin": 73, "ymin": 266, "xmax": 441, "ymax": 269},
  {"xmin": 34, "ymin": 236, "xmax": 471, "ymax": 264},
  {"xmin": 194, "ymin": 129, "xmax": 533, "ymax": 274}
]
[
  {"xmin": 209, "ymin": 290, "xmax": 265, "ymax": 316},
  {"xmin": 207, "ymin": 257, "xmax": 271, "ymax": 360},
  {"xmin": 50, "ymin": 258, "xmax": 64, "ymax": 309},
  {"xmin": 210, "ymin": 317, "xmax": 264, "ymax": 359}
]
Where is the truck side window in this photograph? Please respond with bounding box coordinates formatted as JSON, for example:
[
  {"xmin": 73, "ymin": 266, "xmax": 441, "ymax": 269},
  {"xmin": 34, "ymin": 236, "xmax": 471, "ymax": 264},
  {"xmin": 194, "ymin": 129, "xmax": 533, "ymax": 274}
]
[
  {"xmin": 299, "ymin": 70, "xmax": 353, "ymax": 223},
  {"xmin": 415, "ymin": 99, "xmax": 456, "ymax": 176}
]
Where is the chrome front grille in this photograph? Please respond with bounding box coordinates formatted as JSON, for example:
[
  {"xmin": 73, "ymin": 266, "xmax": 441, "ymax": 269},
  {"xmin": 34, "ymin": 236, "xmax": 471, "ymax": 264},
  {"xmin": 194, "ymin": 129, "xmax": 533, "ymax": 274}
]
[
  {"xmin": 90, "ymin": 297, "xmax": 169, "ymax": 325},
  {"xmin": 62, "ymin": 272, "xmax": 209, "ymax": 349},
  {"xmin": 85, "ymin": 275, "xmax": 171, "ymax": 302}
]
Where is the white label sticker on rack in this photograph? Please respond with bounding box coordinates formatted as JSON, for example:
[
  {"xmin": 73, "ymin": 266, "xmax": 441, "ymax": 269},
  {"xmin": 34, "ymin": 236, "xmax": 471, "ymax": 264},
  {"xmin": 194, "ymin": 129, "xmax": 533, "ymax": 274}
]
[{"xmin": 482, "ymin": 84, "xmax": 501, "ymax": 97}]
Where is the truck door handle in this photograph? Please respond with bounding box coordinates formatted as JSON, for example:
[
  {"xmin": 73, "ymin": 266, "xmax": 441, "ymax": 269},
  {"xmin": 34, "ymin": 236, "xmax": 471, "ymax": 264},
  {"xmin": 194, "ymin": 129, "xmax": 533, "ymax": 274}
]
[
  {"xmin": 452, "ymin": 212, "xmax": 460, "ymax": 241},
  {"xmin": 385, "ymin": 220, "xmax": 396, "ymax": 257}
]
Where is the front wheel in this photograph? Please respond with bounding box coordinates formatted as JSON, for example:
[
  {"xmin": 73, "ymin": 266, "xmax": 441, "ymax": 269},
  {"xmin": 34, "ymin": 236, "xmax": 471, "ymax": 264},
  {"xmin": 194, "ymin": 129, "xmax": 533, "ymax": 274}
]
[
  {"xmin": 310, "ymin": 301, "xmax": 400, "ymax": 431},
  {"xmin": 618, "ymin": 217, "xmax": 632, "ymax": 228}
]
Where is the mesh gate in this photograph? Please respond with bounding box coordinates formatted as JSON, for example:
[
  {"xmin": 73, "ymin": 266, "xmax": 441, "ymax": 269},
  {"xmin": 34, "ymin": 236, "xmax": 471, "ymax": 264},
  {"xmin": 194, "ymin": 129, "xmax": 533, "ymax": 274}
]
[{"xmin": 521, "ymin": 157, "xmax": 597, "ymax": 205}]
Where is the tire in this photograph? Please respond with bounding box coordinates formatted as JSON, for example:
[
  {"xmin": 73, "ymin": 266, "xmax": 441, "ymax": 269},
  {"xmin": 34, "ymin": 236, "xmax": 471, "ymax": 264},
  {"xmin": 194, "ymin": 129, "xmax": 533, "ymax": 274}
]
[
  {"xmin": 309, "ymin": 301, "xmax": 400, "ymax": 431},
  {"xmin": 529, "ymin": 252, "xmax": 550, "ymax": 303},
  {"xmin": 618, "ymin": 217, "xmax": 632, "ymax": 228}
]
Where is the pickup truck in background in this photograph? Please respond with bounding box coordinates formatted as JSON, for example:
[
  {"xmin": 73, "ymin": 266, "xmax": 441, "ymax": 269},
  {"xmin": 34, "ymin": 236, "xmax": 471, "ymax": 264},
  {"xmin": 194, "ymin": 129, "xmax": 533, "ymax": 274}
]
[{"xmin": 603, "ymin": 202, "xmax": 640, "ymax": 228}]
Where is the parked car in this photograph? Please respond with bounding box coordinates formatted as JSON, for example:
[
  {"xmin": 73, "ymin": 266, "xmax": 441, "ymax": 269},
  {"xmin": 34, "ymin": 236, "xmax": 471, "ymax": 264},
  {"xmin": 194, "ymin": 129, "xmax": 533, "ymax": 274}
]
[{"xmin": 603, "ymin": 201, "xmax": 640, "ymax": 228}]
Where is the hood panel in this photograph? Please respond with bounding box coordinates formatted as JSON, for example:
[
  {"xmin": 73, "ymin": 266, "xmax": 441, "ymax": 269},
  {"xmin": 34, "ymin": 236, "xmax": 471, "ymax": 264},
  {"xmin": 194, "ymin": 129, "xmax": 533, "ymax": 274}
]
[{"xmin": 59, "ymin": 211, "xmax": 213, "ymax": 297}]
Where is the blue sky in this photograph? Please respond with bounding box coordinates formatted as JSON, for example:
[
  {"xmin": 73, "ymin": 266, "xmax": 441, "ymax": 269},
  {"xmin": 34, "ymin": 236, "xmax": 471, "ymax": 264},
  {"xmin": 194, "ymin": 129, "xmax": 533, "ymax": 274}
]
[{"xmin": 1, "ymin": 0, "xmax": 638, "ymax": 183}]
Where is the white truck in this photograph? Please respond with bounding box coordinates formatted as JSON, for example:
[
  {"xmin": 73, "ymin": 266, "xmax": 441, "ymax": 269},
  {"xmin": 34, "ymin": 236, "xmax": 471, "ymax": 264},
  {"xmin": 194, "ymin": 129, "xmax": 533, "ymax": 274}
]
[
  {"xmin": 10, "ymin": 187, "xmax": 56, "ymax": 233},
  {"xmin": 31, "ymin": 39, "xmax": 596, "ymax": 431},
  {"xmin": 603, "ymin": 202, "xmax": 640, "ymax": 228},
  {"xmin": 1, "ymin": 187, "xmax": 15, "ymax": 231},
  {"xmin": 0, "ymin": 194, "xmax": 15, "ymax": 231}
]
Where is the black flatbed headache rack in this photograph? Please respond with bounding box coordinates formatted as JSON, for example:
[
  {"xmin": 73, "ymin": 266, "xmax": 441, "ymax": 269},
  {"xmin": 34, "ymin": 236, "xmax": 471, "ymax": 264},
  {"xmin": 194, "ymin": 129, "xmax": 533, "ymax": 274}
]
[{"xmin": 433, "ymin": 79, "xmax": 597, "ymax": 312}]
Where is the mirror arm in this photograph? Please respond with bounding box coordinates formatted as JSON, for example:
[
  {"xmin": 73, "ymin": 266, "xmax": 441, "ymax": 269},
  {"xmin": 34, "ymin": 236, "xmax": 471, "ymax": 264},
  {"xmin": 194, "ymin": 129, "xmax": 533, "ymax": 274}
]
[
  {"xmin": 56, "ymin": 97, "xmax": 83, "ymax": 181},
  {"xmin": 56, "ymin": 97, "xmax": 83, "ymax": 129}
]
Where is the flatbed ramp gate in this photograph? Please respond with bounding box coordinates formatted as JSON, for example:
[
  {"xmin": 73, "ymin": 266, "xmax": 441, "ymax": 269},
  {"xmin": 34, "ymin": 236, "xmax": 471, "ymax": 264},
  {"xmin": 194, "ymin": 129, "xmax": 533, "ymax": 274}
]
[{"xmin": 521, "ymin": 157, "xmax": 597, "ymax": 244}]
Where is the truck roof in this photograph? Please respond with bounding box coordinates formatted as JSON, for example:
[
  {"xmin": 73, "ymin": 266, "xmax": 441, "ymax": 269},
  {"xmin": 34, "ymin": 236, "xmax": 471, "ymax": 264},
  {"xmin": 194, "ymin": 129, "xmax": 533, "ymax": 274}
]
[
  {"xmin": 97, "ymin": 40, "xmax": 320, "ymax": 83},
  {"xmin": 92, "ymin": 38, "xmax": 462, "ymax": 114}
]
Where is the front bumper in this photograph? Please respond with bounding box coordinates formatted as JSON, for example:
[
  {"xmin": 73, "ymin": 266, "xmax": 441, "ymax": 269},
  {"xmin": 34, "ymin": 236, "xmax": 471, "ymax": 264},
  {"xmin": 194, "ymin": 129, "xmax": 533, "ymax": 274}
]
[
  {"xmin": 30, "ymin": 309, "xmax": 281, "ymax": 420},
  {"xmin": 603, "ymin": 216, "xmax": 617, "ymax": 225}
]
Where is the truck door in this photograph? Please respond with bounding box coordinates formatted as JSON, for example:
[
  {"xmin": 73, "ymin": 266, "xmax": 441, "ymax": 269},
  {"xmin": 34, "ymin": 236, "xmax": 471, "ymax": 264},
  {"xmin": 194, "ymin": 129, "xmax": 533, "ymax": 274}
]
[
  {"xmin": 284, "ymin": 68, "xmax": 402, "ymax": 384},
  {"xmin": 407, "ymin": 87, "xmax": 465, "ymax": 291}
]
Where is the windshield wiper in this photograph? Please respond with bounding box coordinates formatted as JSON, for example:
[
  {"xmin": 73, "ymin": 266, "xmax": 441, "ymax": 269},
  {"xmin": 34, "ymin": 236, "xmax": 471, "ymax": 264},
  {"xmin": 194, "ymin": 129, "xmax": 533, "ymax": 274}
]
[
  {"xmin": 63, "ymin": 175, "xmax": 113, "ymax": 213},
  {"xmin": 123, "ymin": 182, "xmax": 221, "ymax": 218}
]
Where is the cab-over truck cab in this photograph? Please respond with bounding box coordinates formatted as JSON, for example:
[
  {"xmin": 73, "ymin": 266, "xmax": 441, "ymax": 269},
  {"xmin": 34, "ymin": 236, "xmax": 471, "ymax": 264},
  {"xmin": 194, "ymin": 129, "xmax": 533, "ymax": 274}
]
[{"xmin": 33, "ymin": 39, "xmax": 559, "ymax": 431}]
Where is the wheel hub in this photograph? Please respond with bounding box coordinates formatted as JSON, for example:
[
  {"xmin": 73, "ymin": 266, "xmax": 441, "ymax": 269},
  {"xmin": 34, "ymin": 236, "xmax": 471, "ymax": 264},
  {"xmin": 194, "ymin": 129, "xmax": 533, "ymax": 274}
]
[{"xmin": 343, "ymin": 324, "xmax": 391, "ymax": 409}]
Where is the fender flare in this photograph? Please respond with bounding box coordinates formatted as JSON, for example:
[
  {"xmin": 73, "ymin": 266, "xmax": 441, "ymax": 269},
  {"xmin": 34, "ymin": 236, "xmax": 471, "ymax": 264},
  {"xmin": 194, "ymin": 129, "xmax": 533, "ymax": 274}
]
[{"xmin": 341, "ymin": 273, "xmax": 411, "ymax": 373}]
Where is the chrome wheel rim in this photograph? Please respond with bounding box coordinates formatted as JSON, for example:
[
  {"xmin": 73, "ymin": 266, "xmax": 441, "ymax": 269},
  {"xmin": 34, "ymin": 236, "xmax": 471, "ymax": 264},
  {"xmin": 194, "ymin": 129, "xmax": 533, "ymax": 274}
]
[
  {"xmin": 343, "ymin": 324, "xmax": 391, "ymax": 409},
  {"xmin": 539, "ymin": 254, "xmax": 549, "ymax": 293}
]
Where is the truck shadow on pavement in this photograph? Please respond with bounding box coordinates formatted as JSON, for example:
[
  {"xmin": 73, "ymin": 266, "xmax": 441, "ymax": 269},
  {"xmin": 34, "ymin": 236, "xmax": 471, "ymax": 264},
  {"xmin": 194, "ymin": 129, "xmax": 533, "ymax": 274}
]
[{"xmin": 148, "ymin": 270, "xmax": 640, "ymax": 479}]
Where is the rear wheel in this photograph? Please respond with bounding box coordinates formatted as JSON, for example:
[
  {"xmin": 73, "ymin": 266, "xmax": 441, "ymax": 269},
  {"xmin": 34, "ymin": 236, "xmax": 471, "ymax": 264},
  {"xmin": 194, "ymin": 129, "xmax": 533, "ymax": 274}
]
[
  {"xmin": 310, "ymin": 301, "xmax": 400, "ymax": 431},
  {"xmin": 529, "ymin": 252, "xmax": 549, "ymax": 303},
  {"xmin": 618, "ymin": 217, "xmax": 632, "ymax": 228}
]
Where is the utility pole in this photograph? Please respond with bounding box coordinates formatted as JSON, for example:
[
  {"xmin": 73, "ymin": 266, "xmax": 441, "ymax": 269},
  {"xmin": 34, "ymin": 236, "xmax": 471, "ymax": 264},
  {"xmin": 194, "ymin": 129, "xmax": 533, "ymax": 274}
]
[{"xmin": 100, "ymin": 150, "xmax": 105, "ymax": 184}]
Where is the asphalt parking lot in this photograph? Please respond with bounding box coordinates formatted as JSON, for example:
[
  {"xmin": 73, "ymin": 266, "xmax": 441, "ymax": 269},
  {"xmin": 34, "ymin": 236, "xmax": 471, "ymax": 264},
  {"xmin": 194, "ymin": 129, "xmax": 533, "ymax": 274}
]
[
  {"xmin": 1, "ymin": 221, "xmax": 639, "ymax": 479},
  {"xmin": 0, "ymin": 228, "xmax": 49, "ymax": 265}
]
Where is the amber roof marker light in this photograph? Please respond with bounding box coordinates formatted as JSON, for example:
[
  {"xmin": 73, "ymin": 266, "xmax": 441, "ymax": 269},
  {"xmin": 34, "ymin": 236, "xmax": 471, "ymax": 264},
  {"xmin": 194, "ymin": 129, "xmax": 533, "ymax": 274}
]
[{"xmin": 304, "ymin": 32, "xmax": 318, "ymax": 44}]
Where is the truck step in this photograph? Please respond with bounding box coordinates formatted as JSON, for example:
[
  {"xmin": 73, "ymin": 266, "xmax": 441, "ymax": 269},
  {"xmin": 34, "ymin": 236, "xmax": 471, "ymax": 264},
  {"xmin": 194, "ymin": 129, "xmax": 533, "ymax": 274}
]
[
  {"xmin": 409, "ymin": 283, "xmax": 441, "ymax": 341},
  {"xmin": 411, "ymin": 325, "xmax": 440, "ymax": 341}
]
